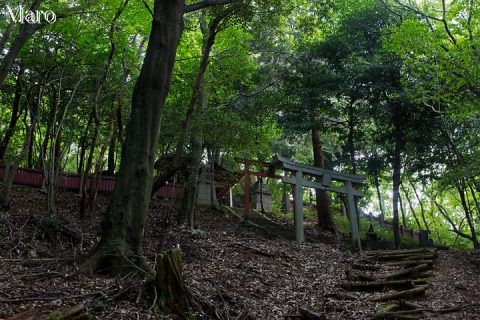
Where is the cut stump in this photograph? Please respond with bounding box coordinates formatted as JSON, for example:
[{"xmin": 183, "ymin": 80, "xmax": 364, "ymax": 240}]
[{"xmin": 154, "ymin": 246, "xmax": 191, "ymax": 319}]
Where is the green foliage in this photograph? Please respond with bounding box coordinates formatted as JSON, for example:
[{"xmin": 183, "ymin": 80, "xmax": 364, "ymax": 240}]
[{"xmin": 191, "ymin": 228, "xmax": 206, "ymax": 238}]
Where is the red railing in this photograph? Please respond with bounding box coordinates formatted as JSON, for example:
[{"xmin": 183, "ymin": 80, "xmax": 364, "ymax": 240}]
[{"xmin": 0, "ymin": 164, "xmax": 183, "ymax": 198}]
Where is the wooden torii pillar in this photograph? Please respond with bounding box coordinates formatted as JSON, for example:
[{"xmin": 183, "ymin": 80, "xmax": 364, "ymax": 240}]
[{"xmin": 275, "ymin": 156, "xmax": 365, "ymax": 250}]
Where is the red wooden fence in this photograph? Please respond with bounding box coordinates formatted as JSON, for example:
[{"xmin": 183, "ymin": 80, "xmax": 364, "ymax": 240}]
[{"xmin": 0, "ymin": 163, "xmax": 183, "ymax": 198}]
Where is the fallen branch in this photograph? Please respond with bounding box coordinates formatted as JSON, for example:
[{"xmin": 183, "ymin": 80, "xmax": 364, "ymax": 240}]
[
  {"xmin": 366, "ymin": 249, "xmax": 432, "ymax": 256},
  {"xmin": 370, "ymin": 305, "xmax": 469, "ymax": 318},
  {"xmin": 372, "ymin": 286, "xmax": 427, "ymax": 302},
  {"xmin": 346, "ymin": 270, "xmax": 376, "ymax": 281},
  {"xmin": 298, "ymin": 307, "xmax": 326, "ymax": 319},
  {"xmin": 385, "ymin": 260, "xmax": 435, "ymax": 267},
  {"xmin": 341, "ymin": 280, "xmax": 414, "ymax": 291},
  {"xmin": 351, "ymin": 262, "xmax": 381, "ymax": 271},
  {"xmin": 371, "ymin": 309, "xmax": 424, "ymax": 319},
  {"xmin": 380, "ymin": 264, "xmax": 430, "ymax": 280}
]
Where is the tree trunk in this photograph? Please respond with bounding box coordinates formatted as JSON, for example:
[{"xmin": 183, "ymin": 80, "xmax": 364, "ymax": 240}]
[
  {"xmin": 0, "ymin": 113, "xmax": 36, "ymax": 209},
  {"xmin": 79, "ymin": 0, "xmax": 185, "ymax": 276},
  {"xmin": 0, "ymin": 22, "xmax": 14, "ymax": 54},
  {"xmin": 107, "ymin": 135, "xmax": 116, "ymax": 175},
  {"xmin": 392, "ymin": 108, "xmax": 402, "ymax": 249},
  {"xmin": 436, "ymin": 200, "xmax": 474, "ymax": 243},
  {"xmin": 0, "ymin": 0, "xmax": 45, "ymax": 87},
  {"xmin": 208, "ymin": 147, "xmax": 218, "ymax": 207},
  {"xmin": 456, "ymin": 182, "xmax": 479, "ymax": 248},
  {"xmin": 184, "ymin": 140, "xmax": 203, "ymax": 227},
  {"xmin": 347, "ymin": 99, "xmax": 356, "ymax": 174},
  {"xmin": 116, "ymin": 35, "xmax": 146, "ymax": 150},
  {"xmin": 37, "ymin": 109, "xmax": 53, "ymax": 171},
  {"xmin": 27, "ymin": 120, "xmax": 35, "ymax": 168},
  {"xmin": 151, "ymin": 14, "xmax": 222, "ymax": 196},
  {"xmin": 409, "ymin": 180, "xmax": 430, "ymax": 233},
  {"xmin": 79, "ymin": 0, "xmax": 128, "ymax": 218},
  {"xmin": 401, "ymin": 184, "xmax": 422, "ymax": 230},
  {"xmin": 399, "ymin": 192, "xmax": 407, "ymax": 228},
  {"xmin": 374, "ymin": 174, "xmax": 386, "ymax": 224},
  {"xmin": 439, "ymin": 116, "xmax": 480, "ymax": 193},
  {"xmin": 178, "ymin": 71, "xmax": 208, "ymax": 226},
  {"xmin": 88, "ymin": 108, "xmax": 116, "ymax": 216},
  {"xmin": 0, "ymin": 66, "xmax": 25, "ymax": 160},
  {"xmin": 77, "ymin": 114, "xmax": 93, "ymax": 197},
  {"xmin": 312, "ymin": 128, "xmax": 335, "ymax": 232}
]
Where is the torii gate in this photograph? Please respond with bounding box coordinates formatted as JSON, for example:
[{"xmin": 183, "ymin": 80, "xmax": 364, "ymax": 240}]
[
  {"xmin": 238, "ymin": 155, "xmax": 366, "ymax": 250},
  {"xmin": 274, "ymin": 155, "xmax": 366, "ymax": 250}
]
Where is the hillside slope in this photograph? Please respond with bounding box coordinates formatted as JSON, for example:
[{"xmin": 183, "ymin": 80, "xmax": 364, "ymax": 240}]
[{"xmin": 0, "ymin": 185, "xmax": 479, "ymax": 319}]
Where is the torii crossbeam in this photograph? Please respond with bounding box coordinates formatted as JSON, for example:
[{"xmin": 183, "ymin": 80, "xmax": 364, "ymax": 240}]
[
  {"xmin": 273, "ymin": 155, "xmax": 366, "ymax": 249},
  {"xmin": 236, "ymin": 155, "xmax": 366, "ymax": 250}
]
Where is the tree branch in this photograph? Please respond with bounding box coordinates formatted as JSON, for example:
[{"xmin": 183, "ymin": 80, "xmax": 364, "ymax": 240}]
[
  {"xmin": 441, "ymin": 0, "xmax": 457, "ymax": 45},
  {"xmin": 391, "ymin": 0, "xmax": 443, "ymax": 22},
  {"xmin": 184, "ymin": 0, "xmax": 243, "ymax": 13},
  {"xmin": 140, "ymin": 0, "xmax": 154, "ymax": 17},
  {"xmin": 435, "ymin": 200, "xmax": 472, "ymax": 241}
]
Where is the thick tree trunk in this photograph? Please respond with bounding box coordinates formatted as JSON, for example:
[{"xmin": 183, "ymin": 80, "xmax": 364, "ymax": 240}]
[
  {"xmin": 79, "ymin": 0, "xmax": 184, "ymax": 276},
  {"xmin": 0, "ymin": 67, "xmax": 25, "ymax": 160},
  {"xmin": 392, "ymin": 108, "xmax": 402, "ymax": 249},
  {"xmin": 312, "ymin": 128, "xmax": 335, "ymax": 232}
]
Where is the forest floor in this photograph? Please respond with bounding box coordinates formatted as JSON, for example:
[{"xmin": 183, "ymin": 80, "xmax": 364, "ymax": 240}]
[{"xmin": 1, "ymin": 184, "xmax": 480, "ymax": 319}]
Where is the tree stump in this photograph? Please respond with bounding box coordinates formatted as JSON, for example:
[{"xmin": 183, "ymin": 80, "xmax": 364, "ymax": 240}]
[{"xmin": 154, "ymin": 246, "xmax": 191, "ymax": 318}]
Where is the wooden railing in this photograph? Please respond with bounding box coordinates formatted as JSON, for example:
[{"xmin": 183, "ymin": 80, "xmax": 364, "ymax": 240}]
[{"xmin": 0, "ymin": 163, "xmax": 183, "ymax": 198}]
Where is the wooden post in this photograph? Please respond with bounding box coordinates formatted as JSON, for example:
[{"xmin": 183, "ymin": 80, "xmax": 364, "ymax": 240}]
[
  {"xmin": 244, "ymin": 163, "xmax": 250, "ymax": 221},
  {"xmin": 294, "ymin": 170, "xmax": 304, "ymax": 243},
  {"xmin": 229, "ymin": 187, "xmax": 233, "ymax": 207},
  {"xmin": 346, "ymin": 181, "xmax": 361, "ymax": 250}
]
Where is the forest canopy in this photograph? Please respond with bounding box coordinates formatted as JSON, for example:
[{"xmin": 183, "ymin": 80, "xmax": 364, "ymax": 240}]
[{"xmin": 1, "ymin": 0, "xmax": 480, "ymax": 268}]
